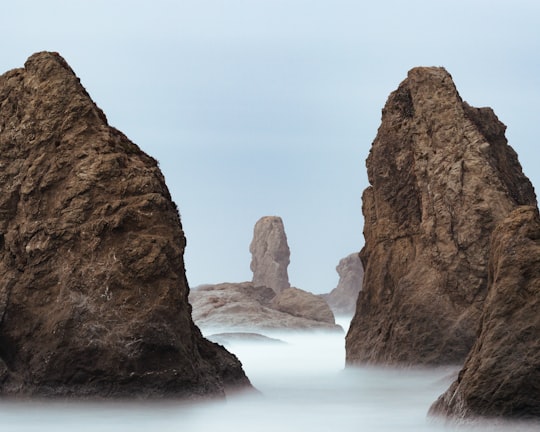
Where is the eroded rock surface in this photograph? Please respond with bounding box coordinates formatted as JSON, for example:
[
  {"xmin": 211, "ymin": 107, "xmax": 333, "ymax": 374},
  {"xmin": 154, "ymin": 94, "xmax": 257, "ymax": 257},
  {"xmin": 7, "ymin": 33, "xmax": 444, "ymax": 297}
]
[
  {"xmin": 271, "ymin": 287, "xmax": 335, "ymax": 324},
  {"xmin": 249, "ymin": 216, "xmax": 290, "ymax": 294},
  {"xmin": 430, "ymin": 206, "xmax": 540, "ymax": 420},
  {"xmin": 0, "ymin": 52, "xmax": 251, "ymax": 398},
  {"xmin": 323, "ymin": 253, "xmax": 363, "ymax": 316},
  {"xmin": 190, "ymin": 283, "xmax": 341, "ymax": 332},
  {"xmin": 191, "ymin": 215, "xmax": 340, "ymax": 332},
  {"xmin": 346, "ymin": 67, "xmax": 536, "ymax": 366}
]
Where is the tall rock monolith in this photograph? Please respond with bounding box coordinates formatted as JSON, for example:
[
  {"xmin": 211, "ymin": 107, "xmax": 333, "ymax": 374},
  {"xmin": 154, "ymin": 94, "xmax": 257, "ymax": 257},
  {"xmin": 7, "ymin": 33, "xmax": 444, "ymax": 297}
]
[
  {"xmin": 0, "ymin": 52, "xmax": 251, "ymax": 397},
  {"xmin": 249, "ymin": 216, "xmax": 290, "ymax": 294},
  {"xmin": 346, "ymin": 67, "xmax": 536, "ymax": 366}
]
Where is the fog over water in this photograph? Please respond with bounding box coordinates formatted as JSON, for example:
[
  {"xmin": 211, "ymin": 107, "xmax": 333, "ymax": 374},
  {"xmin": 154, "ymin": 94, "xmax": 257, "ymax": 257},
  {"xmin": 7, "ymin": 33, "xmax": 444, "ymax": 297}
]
[{"xmin": 0, "ymin": 317, "xmax": 538, "ymax": 431}]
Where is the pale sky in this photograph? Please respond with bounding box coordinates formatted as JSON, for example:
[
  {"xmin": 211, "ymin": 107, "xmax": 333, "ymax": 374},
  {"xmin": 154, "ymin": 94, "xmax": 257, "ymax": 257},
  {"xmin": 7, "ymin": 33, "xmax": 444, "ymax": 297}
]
[{"xmin": 2, "ymin": 1, "xmax": 539, "ymax": 293}]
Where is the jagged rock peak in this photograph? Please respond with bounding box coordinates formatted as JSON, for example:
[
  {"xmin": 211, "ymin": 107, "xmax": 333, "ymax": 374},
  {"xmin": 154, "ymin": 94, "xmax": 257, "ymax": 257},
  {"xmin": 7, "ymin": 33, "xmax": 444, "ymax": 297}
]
[
  {"xmin": 249, "ymin": 216, "xmax": 290, "ymax": 294},
  {"xmin": 430, "ymin": 205, "xmax": 540, "ymax": 420},
  {"xmin": 0, "ymin": 51, "xmax": 251, "ymax": 397},
  {"xmin": 346, "ymin": 66, "xmax": 536, "ymax": 366}
]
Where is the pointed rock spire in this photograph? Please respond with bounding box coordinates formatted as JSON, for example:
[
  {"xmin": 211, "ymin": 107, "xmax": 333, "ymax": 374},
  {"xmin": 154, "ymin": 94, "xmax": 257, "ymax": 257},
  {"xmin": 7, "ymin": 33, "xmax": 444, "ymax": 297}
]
[{"xmin": 346, "ymin": 67, "xmax": 536, "ymax": 366}]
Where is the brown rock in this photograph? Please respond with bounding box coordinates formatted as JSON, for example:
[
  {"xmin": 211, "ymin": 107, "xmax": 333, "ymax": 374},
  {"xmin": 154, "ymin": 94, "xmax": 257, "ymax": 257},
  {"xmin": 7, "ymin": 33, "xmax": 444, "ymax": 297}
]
[
  {"xmin": 190, "ymin": 215, "xmax": 341, "ymax": 332},
  {"xmin": 271, "ymin": 287, "xmax": 336, "ymax": 324},
  {"xmin": 346, "ymin": 67, "xmax": 536, "ymax": 366},
  {"xmin": 249, "ymin": 216, "xmax": 290, "ymax": 294},
  {"xmin": 429, "ymin": 206, "xmax": 540, "ymax": 420},
  {"xmin": 0, "ymin": 52, "xmax": 251, "ymax": 398},
  {"xmin": 190, "ymin": 283, "xmax": 341, "ymax": 331},
  {"xmin": 323, "ymin": 253, "xmax": 363, "ymax": 316}
]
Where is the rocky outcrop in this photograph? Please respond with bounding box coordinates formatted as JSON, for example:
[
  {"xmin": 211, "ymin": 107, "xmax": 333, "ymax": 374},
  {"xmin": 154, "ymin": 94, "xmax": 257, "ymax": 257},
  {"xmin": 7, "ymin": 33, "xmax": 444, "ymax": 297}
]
[
  {"xmin": 0, "ymin": 52, "xmax": 251, "ymax": 398},
  {"xmin": 190, "ymin": 283, "xmax": 341, "ymax": 332},
  {"xmin": 323, "ymin": 253, "xmax": 363, "ymax": 316},
  {"xmin": 271, "ymin": 287, "xmax": 335, "ymax": 324},
  {"xmin": 191, "ymin": 215, "xmax": 340, "ymax": 332},
  {"xmin": 430, "ymin": 206, "xmax": 540, "ymax": 420},
  {"xmin": 249, "ymin": 216, "xmax": 290, "ymax": 294},
  {"xmin": 346, "ymin": 67, "xmax": 537, "ymax": 366}
]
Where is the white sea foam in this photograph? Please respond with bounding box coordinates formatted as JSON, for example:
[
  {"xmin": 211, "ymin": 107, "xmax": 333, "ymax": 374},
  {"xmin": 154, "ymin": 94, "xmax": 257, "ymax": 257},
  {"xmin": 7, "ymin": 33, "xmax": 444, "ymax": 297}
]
[{"xmin": 0, "ymin": 319, "xmax": 538, "ymax": 431}]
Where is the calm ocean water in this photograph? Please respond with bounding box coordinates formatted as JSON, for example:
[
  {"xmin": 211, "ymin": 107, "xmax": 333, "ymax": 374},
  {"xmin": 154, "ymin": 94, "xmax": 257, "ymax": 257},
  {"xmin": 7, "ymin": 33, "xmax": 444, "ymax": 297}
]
[{"xmin": 0, "ymin": 317, "xmax": 538, "ymax": 431}]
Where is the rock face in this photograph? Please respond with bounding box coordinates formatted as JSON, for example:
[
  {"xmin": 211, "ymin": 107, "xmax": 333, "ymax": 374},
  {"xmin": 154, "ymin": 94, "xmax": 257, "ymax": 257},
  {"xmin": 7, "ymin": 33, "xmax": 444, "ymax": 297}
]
[
  {"xmin": 430, "ymin": 206, "xmax": 540, "ymax": 419},
  {"xmin": 346, "ymin": 67, "xmax": 537, "ymax": 366},
  {"xmin": 0, "ymin": 52, "xmax": 251, "ymax": 397},
  {"xmin": 249, "ymin": 216, "xmax": 290, "ymax": 294},
  {"xmin": 190, "ymin": 283, "xmax": 341, "ymax": 332},
  {"xmin": 323, "ymin": 253, "xmax": 363, "ymax": 316},
  {"xmin": 271, "ymin": 287, "xmax": 335, "ymax": 324}
]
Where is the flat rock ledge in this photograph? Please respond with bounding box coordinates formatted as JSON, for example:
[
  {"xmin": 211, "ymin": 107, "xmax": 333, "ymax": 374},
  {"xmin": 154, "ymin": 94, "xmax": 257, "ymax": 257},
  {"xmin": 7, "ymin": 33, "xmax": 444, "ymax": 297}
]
[{"xmin": 190, "ymin": 282, "xmax": 343, "ymax": 333}]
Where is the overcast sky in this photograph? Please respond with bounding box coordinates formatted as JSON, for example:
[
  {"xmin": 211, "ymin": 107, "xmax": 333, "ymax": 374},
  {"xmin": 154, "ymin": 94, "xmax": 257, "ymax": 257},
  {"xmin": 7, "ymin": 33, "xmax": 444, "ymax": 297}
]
[{"xmin": 2, "ymin": 1, "xmax": 540, "ymax": 293}]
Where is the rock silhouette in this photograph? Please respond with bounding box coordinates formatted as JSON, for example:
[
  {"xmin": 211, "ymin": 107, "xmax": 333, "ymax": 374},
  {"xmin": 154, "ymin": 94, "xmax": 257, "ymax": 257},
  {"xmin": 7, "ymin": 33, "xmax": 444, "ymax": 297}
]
[
  {"xmin": 430, "ymin": 206, "xmax": 540, "ymax": 420},
  {"xmin": 250, "ymin": 216, "xmax": 290, "ymax": 294},
  {"xmin": 323, "ymin": 253, "xmax": 363, "ymax": 316},
  {"xmin": 0, "ymin": 52, "xmax": 251, "ymax": 397},
  {"xmin": 346, "ymin": 67, "xmax": 536, "ymax": 366}
]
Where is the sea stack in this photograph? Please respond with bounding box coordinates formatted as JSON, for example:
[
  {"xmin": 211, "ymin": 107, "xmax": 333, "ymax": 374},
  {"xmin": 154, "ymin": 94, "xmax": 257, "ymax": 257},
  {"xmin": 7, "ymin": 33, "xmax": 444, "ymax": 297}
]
[
  {"xmin": 249, "ymin": 216, "xmax": 290, "ymax": 294},
  {"xmin": 0, "ymin": 52, "xmax": 251, "ymax": 397},
  {"xmin": 324, "ymin": 253, "xmax": 363, "ymax": 316},
  {"xmin": 430, "ymin": 206, "xmax": 540, "ymax": 419},
  {"xmin": 346, "ymin": 67, "xmax": 536, "ymax": 365},
  {"xmin": 190, "ymin": 215, "xmax": 339, "ymax": 331}
]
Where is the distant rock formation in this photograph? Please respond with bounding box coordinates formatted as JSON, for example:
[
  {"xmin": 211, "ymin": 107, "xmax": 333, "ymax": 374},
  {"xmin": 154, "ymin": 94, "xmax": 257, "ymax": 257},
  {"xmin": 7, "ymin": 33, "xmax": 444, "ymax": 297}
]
[
  {"xmin": 250, "ymin": 216, "xmax": 290, "ymax": 294},
  {"xmin": 190, "ymin": 215, "xmax": 340, "ymax": 332},
  {"xmin": 323, "ymin": 253, "xmax": 363, "ymax": 316},
  {"xmin": 430, "ymin": 206, "xmax": 540, "ymax": 420},
  {"xmin": 189, "ymin": 283, "xmax": 341, "ymax": 331},
  {"xmin": 346, "ymin": 67, "xmax": 537, "ymax": 366},
  {"xmin": 271, "ymin": 287, "xmax": 335, "ymax": 324},
  {"xmin": 0, "ymin": 52, "xmax": 251, "ymax": 397}
]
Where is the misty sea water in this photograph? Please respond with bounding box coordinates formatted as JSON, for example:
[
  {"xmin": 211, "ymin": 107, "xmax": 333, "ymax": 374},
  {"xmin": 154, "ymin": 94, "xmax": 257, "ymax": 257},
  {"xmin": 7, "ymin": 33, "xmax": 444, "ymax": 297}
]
[{"xmin": 0, "ymin": 317, "xmax": 538, "ymax": 432}]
